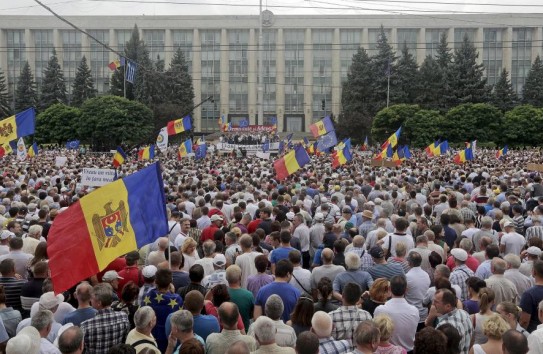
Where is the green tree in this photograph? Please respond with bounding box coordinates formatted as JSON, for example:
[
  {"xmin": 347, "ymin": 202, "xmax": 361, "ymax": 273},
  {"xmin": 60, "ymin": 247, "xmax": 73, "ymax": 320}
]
[
  {"xmin": 416, "ymin": 56, "xmax": 442, "ymax": 110},
  {"xmin": 443, "ymin": 103, "xmax": 502, "ymax": 143},
  {"xmin": 445, "ymin": 35, "xmax": 491, "ymax": 108},
  {"xmin": 39, "ymin": 48, "xmax": 68, "ymax": 111},
  {"xmin": 0, "ymin": 67, "xmax": 12, "ymax": 118},
  {"xmin": 435, "ymin": 33, "xmax": 453, "ymax": 111},
  {"xmin": 15, "ymin": 62, "xmax": 37, "ymax": 112},
  {"xmin": 370, "ymin": 26, "xmax": 397, "ymax": 109},
  {"xmin": 393, "ymin": 44, "xmax": 420, "ymax": 104},
  {"xmin": 502, "ymin": 105, "xmax": 543, "ymax": 146},
  {"xmin": 491, "ymin": 68, "xmax": 517, "ymax": 112},
  {"xmin": 110, "ymin": 25, "xmax": 149, "ymax": 100},
  {"xmin": 336, "ymin": 48, "xmax": 377, "ymax": 141},
  {"xmin": 522, "ymin": 55, "xmax": 543, "ymax": 107},
  {"xmin": 35, "ymin": 104, "xmax": 81, "ymax": 144},
  {"xmin": 404, "ymin": 109, "xmax": 446, "ymax": 147},
  {"xmin": 371, "ymin": 104, "xmax": 420, "ymax": 143},
  {"xmin": 133, "ymin": 51, "xmax": 157, "ymax": 106},
  {"xmin": 78, "ymin": 95, "xmax": 154, "ymax": 150},
  {"xmin": 71, "ymin": 56, "xmax": 97, "ymax": 107}
]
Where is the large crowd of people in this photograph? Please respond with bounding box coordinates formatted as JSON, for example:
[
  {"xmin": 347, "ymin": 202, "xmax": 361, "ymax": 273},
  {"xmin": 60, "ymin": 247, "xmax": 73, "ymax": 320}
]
[{"xmin": 0, "ymin": 144, "xmax": 542, "ymax": 354}]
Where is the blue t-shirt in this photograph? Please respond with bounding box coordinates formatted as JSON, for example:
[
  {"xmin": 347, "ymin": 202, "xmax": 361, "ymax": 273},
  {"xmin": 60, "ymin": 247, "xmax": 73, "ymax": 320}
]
[
  {"xmin": 165, "ymin": 312, "xmax": 219, "ymax": 342},
  {"xmin": 255, "ymin": 282, "xmax": 301, "ymax": 322},
  {"xmin": 270, "ymin": 247, "xmax": 295, "ymax": 264},
  {"xmin": 146, "ymin": 289, "xmax": 183, "ymax": 353},
  {"xmin": 520, "ymin": 285, "xmax": 543, "ymax": 332}
]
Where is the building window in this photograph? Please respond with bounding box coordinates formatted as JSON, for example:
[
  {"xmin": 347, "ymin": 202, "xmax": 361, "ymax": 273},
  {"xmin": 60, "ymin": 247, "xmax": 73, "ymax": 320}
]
[
  {"xmin": 200, "ymin": 30, "xmax": 221, "ymax": 132},
  {"xmin": 397, "ymin": 29, "xmax": 418, "ymax": 60},
  {"xmin": 262, "ymin": 29, "xmax": 276, "ymax": 114},
  {"xmin": 172, "ymin": 30, "xmax": 193, "ymax": 74},
  {"xmin": 88, "ymin": 30, "xmax": 110, "ymax": 94},
  {"xmin": 312, "ymin": 29, "xmax": 333, "ymax": 122},
  {"xmin": 6, "ymin": 30, "xmax": 26, "ymax": 107},
  {"xmin": 62, "ymin": 30, "xmax": 82, "ymax": 99},
  {"xmin": 33, "ymin": 29, "xmax": 54, "ymax": 90},
  {"xmin": 425, "ymin": 29, "xmax": 447, "ymax": 58},
  {"xmin": 144, "ymin": 30, "xmax": 165, "ymax": 62},
  {"xmin": 483, "ymin": 28, "xmax": 503, "ymax": 86},
  {"xmin": 284, "ymin": 30, "xmax": 305, "ymax": 119},
  {"xmin": 340, "ymin": 29, "xmax": 361, "ymax": 82},
  {"xmin": 454, "ymin": 28, "xmax": 477, "ymax": 49},
  {"xmin": 512, "ymin": 28, "xmax": 533, "ymax": 94},
  {"xmin": 228, "ymin": 30, "xmax": 249, "ymax": 116},
  {"xmin": 368, "ymin": 28, "xmax": 391, "ymax": 56}
]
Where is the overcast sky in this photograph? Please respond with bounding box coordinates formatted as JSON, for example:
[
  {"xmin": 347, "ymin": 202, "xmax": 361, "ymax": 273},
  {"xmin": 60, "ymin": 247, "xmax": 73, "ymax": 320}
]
[{"xmin": 1, "ymin": 0, "xmax": 543, "ymax": 17}]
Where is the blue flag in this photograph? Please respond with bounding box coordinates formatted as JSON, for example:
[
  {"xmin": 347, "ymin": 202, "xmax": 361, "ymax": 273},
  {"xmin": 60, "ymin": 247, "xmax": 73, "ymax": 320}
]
[
  {"xmin": 262, "ymin": 139, "xmax": 270, "ymax": 153},
  {"xmin": 270, "ymin": 117, "xmax": 277, "ymax": 125},
  {"xmin": 195, "ymin": 143, "xmax": 207, "ymax": 160},
  {"xmin": 286, "ymin": 133, "xmax": 293, "ymax": 142},
  {"xmin": 66, "ymin": 140, "xmax": 80, "ymax": 149},
  {"xmin": 317, "ymin": 131, "xmax": 338, "ymax": 152},
  {"xmin": 126, "ymin": 60, "xmax": 137, "ymax": 84},
  {"xmin": 404, "ymin": 146, "xmax": 412, "ymax": 159},
  {"xmin": 239, "ymin": 118, "xmax": 249, "ymax": 128},
  {"xmin": 279, "ymin": 141, "xmax": 285, "ymax": 154}
]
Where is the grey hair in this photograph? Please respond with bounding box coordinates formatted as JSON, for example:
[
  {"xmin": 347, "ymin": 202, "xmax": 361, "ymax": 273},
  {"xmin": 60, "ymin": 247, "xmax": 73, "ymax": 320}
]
[
  {"xmin": 134, "ymin": 306, "xmax": 156, "ymax": 331},
  {"xmin": 31, "ymin": 309, "xmax": 54, "ymax": 331},
  {"xmin": 459, "ymin": 238, "xmax": 473, "ymax": 252},
  {"xmin": 253, "ymin": 316, "xmax": 276, "ymax": 344},
  {"xmin": 435, "ymin": 264, "xmax": 451, "ymax": 278},
  {"xmin": 202, "ymin": 240, "xmax": 216, "ymax": 257},
  {"xmin": 92, "ymin": 283, "xmax": 114, "ymax": 307},
  {"xmin": 481, "ymin": 216, "xmax": 493, "ymax": 228},
  {"xmin": 28, "ymin": 224, "xmax": 43, "ymax": 237},
  {"xmin": 345, "ymin": 252, "xmax": 361, "ymax": 270},
  {"xmin": 170, "ymin": 309, "xmax": 194, "ymax": 333},
  {"xmin": 264, "ymin": 294, "xmax": 284, "ymax": 321},
  {"xmin": 353, "ymin": 320, "xmax": 380, "ymax": 346},
  {"xmin": 503, "ymin": 254, "xmax": 521, "ymax": 269}
]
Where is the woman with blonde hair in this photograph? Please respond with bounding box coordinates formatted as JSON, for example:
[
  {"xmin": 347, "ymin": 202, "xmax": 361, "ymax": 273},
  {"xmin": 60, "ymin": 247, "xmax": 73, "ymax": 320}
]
[
  {"xmin": 471, "ymin": 287, "xmax": 496, "ymax": 345},
  {"xmin": 374, "ymin": 313, "xmax": 408, "ymax": 354},
  {"xmin": 496, "ymin": 301, "xmax": 528, "ymax": 337},
  {"xmin": 180, "ymin": 238, "xmax": 199, "ymax": 272},
  {"xmin": 469, "ymin": 313, "xmax": 510, "ymax": 354},
  {"xmin": 362, "ymin": 278, "xmax": 391, "ymax": 316}
]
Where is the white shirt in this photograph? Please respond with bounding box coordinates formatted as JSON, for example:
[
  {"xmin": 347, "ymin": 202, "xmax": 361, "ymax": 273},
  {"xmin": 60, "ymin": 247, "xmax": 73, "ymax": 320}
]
[
  {"xmin": 381, "ymin": 233, "xmax": 415, "ymax": 257},
  {"xmin": 406, "ymin": 267, "xmax": 431, "ymax": 322},
  {"xmin": 40, "ymin": 337, "xmax": 61, "ymax": 354},
  {"xmin": 167, "ymin": 221, "xmax": 181, "ymax": 243},
  {"xmin": 235, "ymin": 251, "xmax": 262, "ymax": 288},
  {"xmin": 289, "ymin": 266, "xmax": 312, "ymax": 296},
  {"xmin": 194, "ymin": 257, "xmax": 215, "ymax": 277},
  {"xmin": 374, "ymin": 298, "xmax": 419, "ymax": 351},
  {"xmin": 174, "ymin": 233, "xmax": 187, "ymax": 250},
  {"xmin": 461, "ymin": 227, "xmax": 480, "ymax": 240},
  {"xmin": 500, "ymin": 232, "xmax": 526, "ymax": 255},
  {"xmin": 424, "ymin": 285, "xmax": 462, "ymax": 307},
  {"xmin": 504, "ymin": 268, "xmax": 533, "ymax": 300},
  {"xmin": 293, "ymin": 224, "xmax": 310, "ymax": 253},
  {"xmin": 528, "ymin": 324, "xmax": 543, "ymax": 354}
]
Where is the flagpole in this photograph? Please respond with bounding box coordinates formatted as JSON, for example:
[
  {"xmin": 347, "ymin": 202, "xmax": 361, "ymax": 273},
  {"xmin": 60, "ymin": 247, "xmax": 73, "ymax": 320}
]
[
  {"xmin": 386, "ymin": 71, "xmax": 390, "ymax": 108},
  {"xmin": 123, "ymin": 57, "xmax": 126, "ymax": 99}
]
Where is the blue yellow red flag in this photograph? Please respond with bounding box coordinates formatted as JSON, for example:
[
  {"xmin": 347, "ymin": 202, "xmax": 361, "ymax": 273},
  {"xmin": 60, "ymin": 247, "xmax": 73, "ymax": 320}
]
[
  {"xmin": 166, "ymin": 116, "xmax": 192, "ymax": 135},
  {"xmin": 178, "ymin": 139, "xmax": 193, "ymax": 158},
  {"xmin": 112, "ymin": 147, "xmax": 127, "ymax": 167},
  {"xmin": 48, "ymin": 163, "xmax": 168, "ymax": 293},
  {"xmin": 138, "ymin": 145, "xmax": 155, "ymax": 161},
  {"xmin": 27, "ymin": 142, "xmax": 38, "ymax": 158},
  {"xmin": 496, "ymin": 145, "xmax": 508, "ymax": 159},
  {"xmin": 274, "ymin": 145, "xmax": 311, "ymax": 180},
  {"xmin": 309, "ymin": 116, "xmax": 334, "ymax": 138},
  {"xmin": 0, "ymin": 108, "xmax": 35, "ymax": 146}
]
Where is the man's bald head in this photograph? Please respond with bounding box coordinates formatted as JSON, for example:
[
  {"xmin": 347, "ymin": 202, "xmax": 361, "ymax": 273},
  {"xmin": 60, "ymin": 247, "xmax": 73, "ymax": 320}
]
[
  {"xmin": 58, "ymin": 326, "xmax": 84, "ymax": 354},
  {"xmin": 321, "ymin": 248, "xmax": 334, "ymax": 264}
]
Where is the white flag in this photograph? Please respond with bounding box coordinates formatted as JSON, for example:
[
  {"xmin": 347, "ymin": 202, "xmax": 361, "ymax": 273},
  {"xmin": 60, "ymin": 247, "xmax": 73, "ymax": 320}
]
[
  {"xmin": 156, "ymin": 127, "xmax": 168, "ymax": 152},
  {"xmin": 16, "ymin": 137, "xmax": 27, "ymax": 161}
]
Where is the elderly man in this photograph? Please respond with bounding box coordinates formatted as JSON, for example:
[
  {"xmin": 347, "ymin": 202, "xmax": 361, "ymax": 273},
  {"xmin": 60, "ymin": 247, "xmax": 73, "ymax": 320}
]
[
  {"xmin": 345, "ymin": 235, "xmax": 374, "ymax": 271},
  {"xmin": 311, "ymin": 311, "xmax": 350, "ymax": 354},
  {"xmin": 125, "ymin": 306, "xmax": 160, "ymax": 353},
  {"xmin": 329, "ymin": 282, "xmax": 371, "ymax": 342},
  {"xmin": 32, "ymin": 309, "xmax": 60, "ymax": 354},
  {"xmin": 0, "ymin": 238, "xmax": 32, "ymax": 279},
  {"xmin": 251, "ymin": 316, "xmax": 295, "ymax": 354},
  {"xmin": 406, "ymin": 252, "xmax": 431, "ymax": 329},
  {"xmin": 310, "ymin": 248, "xmax": 345, "ymax": 299},
  {"xmin": 80, "ymin": 283, "xmax": 130, "ymax": 354},
  {"xmin": 206, "ymin": 302, "xmax": 256, "ymax": 354},
  {"xmin": 249, "ymin": 294, "xmax": 296, "ymax": 347},
  {"xmin": 475, "ymin": 244, "xmax": 500, "ymax": 280},
  {"xmin": 165, "ymin": 310, "xmax": 205, "ymax": 352},
  {"xmin": 62, "ymin": 282, "xmax": 97, "ymax": 326},
  {"xmin": 446, "ymin": 238, "xmax": 479, "ymax": 272},
  {"xmin": 520, "ymin": 246, "xmax": 542, "ymax": 277},
  {"xmin": 504, "ymin": 254, "xmax": 533, "ymax": 300},
  {"xmin": 433, "ymin": 289, "xmax": 473, "ymax": 354},
  {"xmin": 194, "ymin": 240, "xmax": 216, "ymax": 277},
  {"xmin": 501, "ymin": 221, "xmax": 526, "ymax": 256},
  {"xmin": 58, "ymin": 326, "xmax": 85, "ymax": 354},
  {"xmin": 350, "ymin": 321, "xmax": 380, "ymax": 354},
  {"xmin": 22, "ymin": 224, "xmax": 43, "ymax": 255},
  {"xmin": 486, "ymin": 258, "xmax": 519, "ymax": 304},
  {"xmin": 292, "ymin": 214, "xmax": 311, "ymax": 268},
  {"xmin": 332, "ymin": 253, "xmax": 373, "ymax": 302},
  {"xmin": 449, "ymin": 248, "xmax": 475, "ymax": 301},
  {"xmin": 202, "ymin": 254, "xmax": 228, "ymax": 290},
  {"xmin": 225, "ymin": 265, "xmax": 254, "ymax": 331}
]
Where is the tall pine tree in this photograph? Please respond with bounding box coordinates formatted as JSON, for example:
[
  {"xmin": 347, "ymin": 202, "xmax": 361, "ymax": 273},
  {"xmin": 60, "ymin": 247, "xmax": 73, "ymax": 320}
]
[
  {"xmin": 40, "ymin": 48, "xmax": 68, "ymax": 111},
  {"xmin": 435, "ymin": 33, "xmax": 454, "ymax": 111},
  {"xmin": 491, "ymin": 68, "xmax": 517, "ymax": 112},
  {"xmin": 393, "ymin": 44, "xmax": 420, "ymax": 104},
  {"xmin": 164, "ymin": 48, "xmax": 194, "ymax": 107},
  {"xmin": 522, "ymin": 55, "xmax": 543, "ymax": 107},
  {"xmin": 336, "ymin": 48, "xmax": 377, "ymax": 141},
  {"xmin": 370, "ymin": 26, "xmax": 397, "ymax": 110},
  {"xmin": 446, "ymin": 34, "xmax": 490, "ymax": 108},
  {"xmin": 0, "ymin": 67, "xmax": 12, "ymax": 118},
  {"xmin": 416, "ymin": 55, "xmax": 443, "ymax": 110},
  {"xmin": 71, "ymin": 56, "xmax": 97, "ymax": 107},
  {"xmin": 15, "ymin": 62, "xmax": 37, "ymax": 112}
]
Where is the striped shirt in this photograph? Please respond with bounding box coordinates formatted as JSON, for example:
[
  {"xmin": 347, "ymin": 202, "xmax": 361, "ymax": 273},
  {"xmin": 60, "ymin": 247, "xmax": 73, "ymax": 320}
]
[
  {"xmin": 0, "ymin": 277, "xmax": 27, "ymax": 311},
  {"xmin": 367, "ymin": 263, "xmax": 405, "ymax": 281},
  {"xmin": 526, "ymin": 225, "xmax": 543, "ymax": 242}
]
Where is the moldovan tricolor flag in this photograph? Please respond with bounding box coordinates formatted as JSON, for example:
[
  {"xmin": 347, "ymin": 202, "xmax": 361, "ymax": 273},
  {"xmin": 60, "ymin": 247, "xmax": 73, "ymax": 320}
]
[
  {"xmin": 112, "ymin": 147, "xmax": 127, "ymax": 167},
  {"xmin": 0, "ymin": 108, "xmax": 36, "ymax": 146},
  {"xmin": 309, "ymin": 116, "xmax": 334, "ymax": 138},
  {"xmin": 166, "ymin": 116, "xmax": 192, "ymax": 135},
  {"xmin": 274, "ymin": 145, "xmax": 310, "ymax": 181},
  {"xmin": 48, "ymin": 163, "xmax": 168, "ymax": 293},
  {"xmin": 138, "ymin": 145, "xmax": 155, "ymax": 161}
]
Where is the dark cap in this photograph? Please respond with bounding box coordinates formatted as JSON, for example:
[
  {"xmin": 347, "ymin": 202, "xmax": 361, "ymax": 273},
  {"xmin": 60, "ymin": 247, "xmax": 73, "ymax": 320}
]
[{"xmin": 369, "ymin": 245, "xmax": 385, "ymax": 259}]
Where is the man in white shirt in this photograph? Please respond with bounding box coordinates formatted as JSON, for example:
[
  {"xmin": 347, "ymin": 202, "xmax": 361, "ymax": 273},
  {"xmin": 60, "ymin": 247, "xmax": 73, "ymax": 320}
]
[
  {"xmin": 167, "ymin": 211, "xmax": 182, "ymax": 244},
  {"xmin": 174, "ymin": 218, "xmax": 191, "ymax": 250},
  {"xmin": 235, "ymin": 235, "xmax": 261, "ymax": 289},
  {"xmin": 374, "ymin": 275, "xmax": 419, "ymax": 352},
  {"xmin": 405, "ymin": 252, "xmax": 431, "ymax": 329},
  {"xmin": 194, "ymin": 240, "xmax": 217, "ymax": 277},
  {"xmin": 501, "ymin": 221, "xmax": 526, "ymax": 256},
  {"xmin": 504, "ymin": 254, "xmax": 534, "ymax": 301},
  {"xmin": 292, "ymin": 214, "xmax": 311, "ymax": 268},
  {"xmin": 32, "ymin": 309, "xmax": 61, "ymax": 354},
  {"xmin": 288, "ymin": 250, "xmax": 311, "ymax": 297},
  {"xmin": 379, "ymin": 217, "xmax": 414, "ymax": 257}
]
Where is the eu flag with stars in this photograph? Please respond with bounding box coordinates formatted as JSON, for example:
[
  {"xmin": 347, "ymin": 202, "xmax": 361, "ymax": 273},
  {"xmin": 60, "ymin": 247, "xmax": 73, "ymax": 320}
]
[
  {"xmin": 317, "ymin": 130, "xmax": 338, "ymax": 152},
  {"xmin": 144, "ymin": 288, "xmax": 183, "ymax": 352},
  {"xmin": 195, "ymin": 143, "xmax": 207, "ymax": 160},
  {"xmin": 66, "ymin": 140, "xmax": 80, "ymax": 149}
]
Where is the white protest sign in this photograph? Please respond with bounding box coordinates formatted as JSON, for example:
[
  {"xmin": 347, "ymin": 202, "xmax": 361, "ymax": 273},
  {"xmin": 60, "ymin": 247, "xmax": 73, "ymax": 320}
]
[
  {"xmin": 255, "ymin": 152, "xmax": 270, "ymax": 160},
  {"xmin": 81, "ymin": 168, "xmax": 116, "ymax": 187},
  {"xmin": 55, "ymin": 156, "xmax": 68, "ymax": 167}
]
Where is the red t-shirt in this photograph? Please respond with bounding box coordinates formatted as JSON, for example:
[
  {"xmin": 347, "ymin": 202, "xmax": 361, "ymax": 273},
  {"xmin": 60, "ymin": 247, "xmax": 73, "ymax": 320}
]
[
  {"xmin": 446, "ymin": 254, "xmax": 479, "ymax": 273},
  {"xmin": 117, "ymin": 265, "xmax": 143, "ymax": 297},
  {"xmin": 201, "ymin": 225, "xmax": 219, "ymax": 243}
]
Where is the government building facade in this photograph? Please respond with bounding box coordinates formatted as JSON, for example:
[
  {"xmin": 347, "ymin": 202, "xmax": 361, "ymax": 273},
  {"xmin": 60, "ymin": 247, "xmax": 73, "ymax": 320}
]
[{"xmin": 0, "ymin": 13, "xmax": 542, "ymax": 132}]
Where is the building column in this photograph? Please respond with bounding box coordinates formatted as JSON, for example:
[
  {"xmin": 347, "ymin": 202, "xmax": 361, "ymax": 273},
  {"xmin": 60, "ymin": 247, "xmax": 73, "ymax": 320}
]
[
  {"xmin": 503, "ymin": 27, "xmax": 513, "ymax": 75},
  {"xmin": 81, "ymin": 31, "xmax": 90, "ymax": 62},
  {"xmin": 276, "ymin": 28, "xmax": 285, "ymax": 132},
  {"xmin": 417, "ymin": 28, "xmax": 426, "ymax": 65},
  {"xmin": 304, "ymin": 28, "xmax": 312, "ymax": 132},
  {"xmin": 53, "ymin": 29, "xmax": 63, "ymax": 70},
  {"xmin": 220, "ymin": 29, "xmax": 229, "ymax": 121},
  {"xmin": 533, "ymin": 27, "xmax": 543, "ymax": 60},
  {"xmin": 109, "ymin": 29, "xmax": 117, "ymax": 63},
  {"xmin": 331, "ymin": 28, "xmax": 341, "ymax": 119},
  {"xmin": 361, "ymin": 28, "xmax": 368, "ymax": 49},
  {"xmin": 164, "ymin": 29, "xmax": 173, "ymax": 67},
  {"xmin": 475, "ymin": 27, "xmax": 484, "ymax": 65},
  {"xmin": 0, "ymin": 31, "xmax": 6, "ymax": 73},
  {"xmin": 390, "ymin": 27, "xmax": 398, "ymax": 53},
  {"xmin": 192, "ymin": 29, "xmax": 202, "ymax": 132},
  {"xmin": 248, "ymin": 28, "xmax": 257, "ymax": 124}
]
